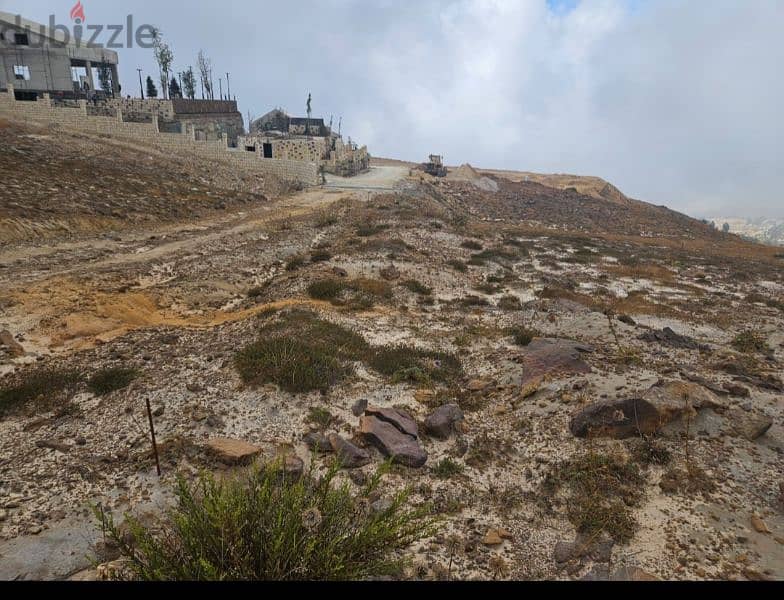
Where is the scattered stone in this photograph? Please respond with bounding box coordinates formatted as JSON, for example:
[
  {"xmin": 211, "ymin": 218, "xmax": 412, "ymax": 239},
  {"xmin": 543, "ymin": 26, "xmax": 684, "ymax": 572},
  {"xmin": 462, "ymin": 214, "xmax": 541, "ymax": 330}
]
[
  {"xmin": 328, "ymin": 434, "xmax": 371, "ymax": 469},
  {"xmin": 751, "ymin": 515, "xmax": 771, "ymax": 534},
  {"xmin": 186, "ymin": 383, "xmax": 205, "ymax": 393},
  {"xmin": 680, "ymin": 371, "xmax": 729, "ymax": 396},
  {"xmin": 520, "ymin": 376, "xmax": 542, "ymax": 399},
  {"xmin": 467, "ymin": 379, "xmax": 492, "ymax": 392},
  {"xmin": 152, "ymin": 405, "xmax": 165, "ymax": 417},
  {"xmin": 414, "ymin": 389, "xmax": 435, "ymax": 404},
  {"xmin": 424, "ymin": 404, "xmax": 464, "ymax": 439},
  {"xmin": 570, "ymin": 397, "xmax": 661, "ymax": 439},
  {"xmin": 280, "ymin": 455, "xmax": 304, "ymax": 481},
  {"xmin": 554, "ymin": 534, "xmax": 614, "ymax": 563},
  {"xmin": 380, "ymin": 265, "xmax": 401, "ymax": 281},
  {"xmin": 35, "ymin": 439, "xmax": 71, "ymax": 453},
  {"xmin": 205, "ymin": 437, "xmax": 262, "ymax": 465},
  {"xmin": 364, "ymin": 406, "xmax": 419, "ymax": 438},
  {"xmin": 611, "ymin": 566, "xmax": 660, "ymax": 581},
  {"xmin": 332, "ymin": 267, "xmax": 348, "ymax": 278},
  {"xmin": 348, "ymin": 470, "xmax": 367, "ymax": 486},
  {"xmin": 358, "ymin": 416, "xmax": 427, "ymax": 468},
  {"xmin": 639, "ymin": 327, "xmax": 709, "ymax": 350},
  {"xmin": 351, "ymin": 399, "xmax": 369, "ymax": 417},
  {"xmin": 515, "ymin": 338, "xmax": 594, "ymax": 387},
  {"xmin": 0, "ymin": 329, "xmax": 25, "ymax": 357},
  {"xmin": 304, "ymin": 432, "xmax": 332, "ymax": 454},
  {"xmin": 617, "ymin": 314, "xmax": 636, "ymax": 326},
  {"xmin": 723, "ymin": 383, "xmax": 751, "ymax": 397},
  {"xmin": 482, "ymin": 530, "xmax": 505, "ymax": 546},
  {"xmin": 371, "ymin": 498, "xmax": 394, "ymax": 514},
  {"xmin": 728, "ymin": 410, "xmax": 773, "ymax": 441},
  {"xmin": 74, "ymin": 436, "xmax": 87, "ymax": 446}
]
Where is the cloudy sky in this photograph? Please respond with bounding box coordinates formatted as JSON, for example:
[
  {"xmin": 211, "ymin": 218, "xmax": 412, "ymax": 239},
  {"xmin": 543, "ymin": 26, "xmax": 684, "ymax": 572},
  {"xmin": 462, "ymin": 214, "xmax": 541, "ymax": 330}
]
[{"xmin": 3, "ymin": 0, "xmax": 783, "ymax": 219}]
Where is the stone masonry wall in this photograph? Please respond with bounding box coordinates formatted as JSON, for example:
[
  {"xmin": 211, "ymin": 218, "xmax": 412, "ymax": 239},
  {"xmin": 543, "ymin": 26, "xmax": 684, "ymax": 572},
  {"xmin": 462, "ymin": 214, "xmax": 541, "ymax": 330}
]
[{"xmin": 0, "ymin": 86, "xmax": 319, "ymax": 187}]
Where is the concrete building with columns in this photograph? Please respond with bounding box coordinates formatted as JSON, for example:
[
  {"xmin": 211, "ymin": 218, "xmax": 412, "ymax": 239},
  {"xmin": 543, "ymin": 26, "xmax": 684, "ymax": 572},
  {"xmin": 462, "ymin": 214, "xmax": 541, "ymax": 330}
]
[{"xmin": 0, "ymin": 11, "xmax": 119, "ymax": 100}]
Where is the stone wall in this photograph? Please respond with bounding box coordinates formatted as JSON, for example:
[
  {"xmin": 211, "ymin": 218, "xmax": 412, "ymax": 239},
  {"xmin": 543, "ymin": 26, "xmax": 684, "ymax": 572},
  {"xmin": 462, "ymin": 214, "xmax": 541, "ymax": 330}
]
[{"xmin": 0, "ymin": 85, "xmax": 319, "ymax": 187}]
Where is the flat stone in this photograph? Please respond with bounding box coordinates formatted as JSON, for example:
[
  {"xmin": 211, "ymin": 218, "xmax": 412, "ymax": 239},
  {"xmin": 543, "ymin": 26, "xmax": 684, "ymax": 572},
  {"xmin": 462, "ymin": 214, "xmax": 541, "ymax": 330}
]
[
  {"xmin": 723, "ymin": 383, "xmax": 751, "ymax": 398},
  {"xmin": 424, "ymin": 404, "xmax": 464, "ymax": 440},
  {"xmin": 570, "ymin": 397, "xmax": 661, "ymax": 439},
  {"xmin": 482, "ymin": 530, "xmax": 505, "ymax": 546},
  {"xmin": 35, "ymin": 440, "xmax": 71, "ymax": 453},
  {"xmin": 206, "ymin": 437, "xmax": 262, "ymax": 465},
  {"xmin": 328, "ymin": 434, "xmax": 372, "ymax": 469},
  {"xmin": 281, "ymin": 455, "xmax": 304, "ymax": 481},
  {"xmin": 364, "ymin": 406, "xmax": 418, "ymax": 438},
  {"xmin": 751, "ymin": 515, "xmax": 771, "ymax": 534},
  {"xmin": 0, "ymin": 330, "xmax": 25, "ymax": 357},
  {"xmin": 729, "ymin": 410, "xmax": 773, "ymax": 441},
  {"xmin": 516, "ymin": 338, "xmax": 594, "ymax": 387},
  {"xmin": 611, "ymin": 566, "xmax": 660, "ymax": 581},
  {"xmin": 358, "ymin": 416, "xmax": 427, "ymax": 468},
  {"xmin": 303, "ymin": 432, "xmax": 332, "ymax": 454},
  {"xmin": 467, "ymin": 379, "xmax": 493, "ymax": 392},
  {"xmin": 639, "ymin": 327, "xmax": 708, "ymax": 350}
]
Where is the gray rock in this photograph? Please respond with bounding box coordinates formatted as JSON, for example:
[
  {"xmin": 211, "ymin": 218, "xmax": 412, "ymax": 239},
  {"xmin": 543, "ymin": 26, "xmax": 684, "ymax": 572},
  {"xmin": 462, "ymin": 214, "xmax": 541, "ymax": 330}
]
[
  {"xmin": 359, "ymin": 416, "xmax": 428, "ymax": 468},
  {"xmin": 328, "ymin": 434, "xmax": 372, "ymax": 469},
  {"xmin": 304, "ymin": 432, "xmax": 332, "ymax": 454},
  {"xmin": 364, "ymin": 406, "xmax": 419, "ymax": 438},
  {"xmin": 424, "ymin": 404, "xmax": 464, "ymax": 440},
  {"xmin": 352, "ymin": 399, "xmax": 368, "ymax": 417}
]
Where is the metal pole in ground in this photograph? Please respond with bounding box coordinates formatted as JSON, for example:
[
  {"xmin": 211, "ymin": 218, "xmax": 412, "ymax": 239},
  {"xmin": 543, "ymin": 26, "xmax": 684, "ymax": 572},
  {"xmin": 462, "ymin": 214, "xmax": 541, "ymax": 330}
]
[{"xmin": 145, "ymin": 398, "xmax": 161, "ymax": 477}]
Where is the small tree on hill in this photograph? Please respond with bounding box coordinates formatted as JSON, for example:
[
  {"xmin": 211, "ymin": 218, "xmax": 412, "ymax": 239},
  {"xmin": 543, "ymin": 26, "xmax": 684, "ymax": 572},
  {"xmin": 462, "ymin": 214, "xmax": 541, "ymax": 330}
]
[
  {"xmin": 146, "ymin": 75, "xmax": 158, "ymax": 99},
  {"xmin": 97, "ymin": 64, "xmax": 112, "ymax": 95},
  {"xmin": 169, "ymin": 76, "xmax": 182, "ymax": 99},
  {"xmin": 722, "ymin": 223, "xmax": 731, "ymax": 233},
  {"xmin": 182, "ymin": 68, "xmax": 196, "ymax": 100}
]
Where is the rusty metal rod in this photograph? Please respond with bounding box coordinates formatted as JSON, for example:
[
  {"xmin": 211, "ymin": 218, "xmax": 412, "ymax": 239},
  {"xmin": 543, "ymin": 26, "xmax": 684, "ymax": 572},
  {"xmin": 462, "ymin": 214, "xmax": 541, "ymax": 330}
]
[{"xmin": 145, "ymin": 398, "xmax": 161, "ymax": 477}]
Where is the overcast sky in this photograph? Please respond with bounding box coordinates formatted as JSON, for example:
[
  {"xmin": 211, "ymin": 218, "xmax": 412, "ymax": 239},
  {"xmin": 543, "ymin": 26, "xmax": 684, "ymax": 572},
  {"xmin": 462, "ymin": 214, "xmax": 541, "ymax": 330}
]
[{"xmin": 3, "ymin": 0, "xmax": 783, "ymax": 219}]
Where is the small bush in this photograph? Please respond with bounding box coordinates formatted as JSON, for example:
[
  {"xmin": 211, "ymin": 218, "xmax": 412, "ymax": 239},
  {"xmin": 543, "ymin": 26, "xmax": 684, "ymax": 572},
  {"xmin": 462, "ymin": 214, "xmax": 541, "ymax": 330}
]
[
  {"xmin": 95, "ymin": 462, "xmax": 435, "ymax": 581},
  {"xmin": 307, "ymin": 279, "xmax": 346, "ymax": 302},
  {"xmin": 731, "ymin": 330, "xmax": 770, "ymax": 354},
  {"xmin": 507, "ymin": 327, "xmax": 538, "ymax": 347},
  {"xmin": 432, "ymin": 458, "xmax": 464, "ymax": 480},
  {"xmin": 401, "ymin": 279, "xmax": 432, "ymax": 296},
  {"xmin": 458, "ymin": 296, "xmax": 490, "ymax": 308},
  {"xmin": 307, "ymin": 406, "xmax": 333, "ymax": 429},
  {"xmin": 307, "ymin": 278, "xmax": 392, "ymax": 309},
  {"xmin": 247, "ymin": 286, "xmax": 266, "ymax": 298},
  {"xmin": 498, "ymin": 295, "xmax": 522, "ymax": 311},
  {"xmin": 631, "ymin": 436, "xmax": 672, "ymax": 467},
  {"xmin": 474, "ymin": 282, "xmax": 504, "ymax": 295},
  {"xmin": 461, "ymin": 240, "xmax": 483, "ymax": 251},
  {"xmin": 0, "ymin": 368, "xmax": 81, "ymax": 417},
  {"xmin": 544, "ymin": 450, "xmax": 645, "ymax": 543},
  {"xmin": 285, "ymin": 256, "xmax": 306, "ymax": 272},
  {"xmin": 314, "ymin": 211, "xmax": 338, "ymax": 228},
  {"xmin": 447, "ymin": 260, "xmax": 468, "ymax": 273},
  {"xmin": 370, "ymin": 346, "xmax": 462, "ymax": 385},
  {"xmin": 356, "ymin": 224, "xmax": 390, "ymax": 238},
  {"xmin": 88, "ymin": 367, "xmax": 139, "ymax": 397},
  {"xmin": 236, "ymin": 338, "xmax": 349, "ymax": 393},
  {"xmin": 310, "ymin": 250, "xmax": 332, "ymax": 263},
  {"xmin": 745, "ymin": 293, "xmax": 784, "ymax": 312}
]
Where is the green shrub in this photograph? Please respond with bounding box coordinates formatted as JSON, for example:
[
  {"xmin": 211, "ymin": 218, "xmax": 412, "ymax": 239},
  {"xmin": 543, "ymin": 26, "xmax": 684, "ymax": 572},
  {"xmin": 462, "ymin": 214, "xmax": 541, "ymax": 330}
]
[
  {"xmin": 731, "ymin": 330, "xmax": 771, "ymax": 354},
  {"xmin": 447, "ymin": 260, "xmax": 468, "ymax": 273},
  {"xmin": 307, "ymin": 406, "xmax": 334, "ymax": 429},
  {"xmin": 356, "ymin": 224, "xmax": 390, "ymax": 238},
  {"xmin": 498, "ymin": 295, "xmax": 522, "ymax": 311},
  {"xmin": 401, "ymin": 279, "xmax": 432, "ymax": 296},
  {"xmin": 94, "ymin": 461, "xmax": 435, "ymax": 581},
  {"xmin": 285, "ymin": 256, "xmax": 306, "ymax": 272},
  {"xmin": 307, "ymin": 279, "xmax": 347, "ymax": 302},
  {"xmin": 0, "ymin": 368, "xmax": 81, "ymax": 417},
  {"xmin": 474, "ymin": 282, "xmax": 504, "ymax": 295},
  {"xmin": 88, "ymin": 367, "xmax": 139, "ymax": 396},
  {"xmin": 461, "ymin": 240, "xmax": 483, "ymax": 251},
  {"xmin": 370, "ymin": 346, "xmax": 462, "ymax": 385},
  {"xmin": 247, "ymin": 286, "xmax": 266, "ymax": 298},
  {"xmin": 310, "ymin": 250, "xmax": 332, "ymax": 263},
  {"xmin": 307, "ymin": 278, "xmax": 392, "ymax": 309},
  {"xmin": 432, "ymin": 458, "xmax": 464, "ymax": 480},
  {"xmin": 507, "ymin": 327, "xmax": 539, "ymax": 347}
]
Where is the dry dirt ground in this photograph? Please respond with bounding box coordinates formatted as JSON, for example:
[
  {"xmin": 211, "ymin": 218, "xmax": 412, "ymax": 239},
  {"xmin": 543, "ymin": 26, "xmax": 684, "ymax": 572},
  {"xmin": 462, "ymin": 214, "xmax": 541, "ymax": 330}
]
[{"xmin": 0, "ymin": 124, "xmax": 783, "ymax": 581}]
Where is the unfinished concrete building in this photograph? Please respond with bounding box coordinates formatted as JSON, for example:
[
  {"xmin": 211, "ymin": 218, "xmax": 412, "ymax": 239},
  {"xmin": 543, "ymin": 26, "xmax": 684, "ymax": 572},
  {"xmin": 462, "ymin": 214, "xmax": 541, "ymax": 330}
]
[
  {"xmin": 0, "ymin": 11, "xmax": 120, "ymax": 100},
  {"xmin": 243, "ymin": 108, "xmax": 369, "ymax": 177}
]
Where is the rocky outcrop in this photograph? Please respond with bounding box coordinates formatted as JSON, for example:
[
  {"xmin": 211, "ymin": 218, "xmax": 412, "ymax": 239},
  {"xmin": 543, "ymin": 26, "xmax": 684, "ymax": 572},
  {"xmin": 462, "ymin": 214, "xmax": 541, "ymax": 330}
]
[
  {"xmin": 364, "ymin": 406, "xmax": 419, "ymax": 438},
  {"xmin": 570, "ymin": 381, "xmax": 725, "ymax": 439},
  {"xmin": 639, "ymin": 327, "xmax": 709, "ymax": 351},
  {"xmin": 359, "ymin": 413, "xmax": 427, "ymax": 468},
  {"xmin": 515, "ymin": 338, "xmax": 594, "ymax": 387}
]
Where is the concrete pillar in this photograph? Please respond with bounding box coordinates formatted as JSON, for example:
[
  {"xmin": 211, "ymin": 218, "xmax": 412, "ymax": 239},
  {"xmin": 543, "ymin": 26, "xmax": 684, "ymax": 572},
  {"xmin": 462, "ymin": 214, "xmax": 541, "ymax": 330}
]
[
  {"xmin": 221, "ymin": 132, "xmax": 228, "ymax": 148},
  {"xmin": 110, "ymin": 64, "xmax": 120, "ymax": 96},
  {"xmin": 151, "ymin": 114, "xmax": 159, "ymax": 132},
  {"xmin": 85, "ymin": 61, "xmax": 94, "ymax": 93},
  {"xmin": 78, "ymin": 99, "xmax": 88, "ymax": 115},
  {"xmin": 6, "ymin": 83, "xmax": 14, "ymax": 97},
  {"xmin": 116, "ymin": 107, "xmax": 123, "ymax": 122},
  {"xmin": 39, "ymin": 93, "xmax": 52, "ymax": 107}
]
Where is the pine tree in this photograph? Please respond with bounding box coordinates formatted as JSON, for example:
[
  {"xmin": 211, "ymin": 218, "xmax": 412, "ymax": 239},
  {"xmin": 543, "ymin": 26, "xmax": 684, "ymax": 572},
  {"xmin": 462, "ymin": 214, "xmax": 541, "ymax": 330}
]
[
  {"xmin": 169, "ymin": 76, "xmax": 182, "ymax": 99},
  {"xmin": 146, "ymin": 75, "xmax": 158, "ymax": 99}
]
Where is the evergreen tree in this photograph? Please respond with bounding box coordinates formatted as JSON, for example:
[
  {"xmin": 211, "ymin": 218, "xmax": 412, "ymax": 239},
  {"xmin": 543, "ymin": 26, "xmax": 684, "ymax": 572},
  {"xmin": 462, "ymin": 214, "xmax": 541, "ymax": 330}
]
[
  {"xmin": 169, "ymin": 76, "xmax": 182, "ymax": 99},
  {"xmin": 146, "ymin": 75, "xmax": 158, "ymax": 99},
  {"xmin": 182, "ymin": 68, "xmax": 196, "ymax": 100}
]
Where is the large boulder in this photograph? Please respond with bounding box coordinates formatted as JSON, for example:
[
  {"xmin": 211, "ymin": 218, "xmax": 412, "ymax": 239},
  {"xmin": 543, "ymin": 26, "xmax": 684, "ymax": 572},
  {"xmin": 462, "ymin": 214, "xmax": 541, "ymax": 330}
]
[
  {"xmin": 570, "ymin": 380, "xmax": 724, "ymax": 439},
  {"xmin": 424, "ymin": 404, "xmax": 464, "ymax": 440},
  {"xmin": 206, "ymin": 437, "xmax": 262, "ymax": 465},
  {"xmin": 328, "ymin": 434, "xmax": 372, "ymax": 469},
  {"xmin": 364, "ymin": 406, "xmax": 419, "ymax": 438},
  {"xmin": 515, "ymin": 338, "xmax": 594, "ymax": 387},
  {"xmin": 359, "ymin": 416, "xmax": 428, "ymax": 468}
]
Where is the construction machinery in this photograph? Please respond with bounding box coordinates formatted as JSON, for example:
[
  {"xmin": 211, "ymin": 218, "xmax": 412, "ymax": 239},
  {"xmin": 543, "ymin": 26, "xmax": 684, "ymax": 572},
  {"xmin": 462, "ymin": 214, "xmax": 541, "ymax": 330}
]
[{"xmin": 423, "ymin": 154, "xmax": 448, "ymax": 177}]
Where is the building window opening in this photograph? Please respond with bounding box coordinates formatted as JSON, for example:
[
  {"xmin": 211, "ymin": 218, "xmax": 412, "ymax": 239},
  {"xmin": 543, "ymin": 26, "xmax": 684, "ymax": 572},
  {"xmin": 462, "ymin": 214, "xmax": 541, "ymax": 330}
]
[
  {"xmin": 13, "ymin": 65, "xmax": 31, "ymax": 81},
  {"xmin": 263, "ymin": 143, "xmax": 273, "ymax": 159},
  {"xmin": 245, "ymin": 145, "xmax": 256, "ymax": 152},
  {"xmin": 14, "ymin": 32, "xmax": 30, "ymax": 46}
]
